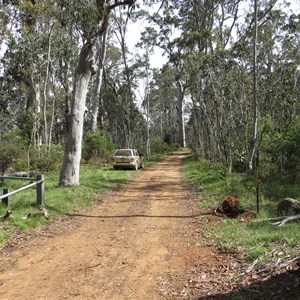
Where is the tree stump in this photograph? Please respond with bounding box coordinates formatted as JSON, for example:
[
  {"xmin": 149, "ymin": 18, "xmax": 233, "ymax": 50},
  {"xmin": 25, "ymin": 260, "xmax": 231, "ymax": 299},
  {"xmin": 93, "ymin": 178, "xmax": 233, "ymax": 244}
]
[
  {"xmin": 215, "ymin": 196, "xmax": 245, "ymax": 217},
  {"xmin": 277, "ymin": 198, "xmax": 300, "ymax": 216},
  {"xmin": 0, "ymin": 209, "xmax": 12, "ymax": 221}
]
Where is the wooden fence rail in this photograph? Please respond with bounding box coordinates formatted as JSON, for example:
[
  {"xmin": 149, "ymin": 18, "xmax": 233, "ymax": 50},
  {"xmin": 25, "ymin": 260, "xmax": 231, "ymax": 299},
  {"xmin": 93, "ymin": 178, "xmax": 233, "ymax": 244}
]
[{"xmin": 0, "ymin": 174, "xmax": 44, "ymax": 207}]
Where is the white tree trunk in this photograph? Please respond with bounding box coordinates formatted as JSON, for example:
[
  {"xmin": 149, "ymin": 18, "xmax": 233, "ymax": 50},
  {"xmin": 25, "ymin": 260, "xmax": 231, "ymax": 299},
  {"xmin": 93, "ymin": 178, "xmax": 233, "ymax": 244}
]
[
  {"xmin": 32, "ymin": 79, "xmax": 41, "ymax": 148},
  {"xmin": 59, "ymin": 42, "xmax": 96, "ymax": 186},
  {"xmin": 59, "ymin": 0, "xmax": 134, "ymax": 186},
  {"xmin": 91, "ymin": 30, "xmax": 108, "ymax": 132},
  {"xmin": 176, "ymin": 81, "xmax": 185, "ymax": 147},
  {"xmin": 247, "ymin": 0, "xmax": 258, "ymax": 173},
  {"xmin": 42, "ymin": 24, "xmax": 53, "ymax": 147}
]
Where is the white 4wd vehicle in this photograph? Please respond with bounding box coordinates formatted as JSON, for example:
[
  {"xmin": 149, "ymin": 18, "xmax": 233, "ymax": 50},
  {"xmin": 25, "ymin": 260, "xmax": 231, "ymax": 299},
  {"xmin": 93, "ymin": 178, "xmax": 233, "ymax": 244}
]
[{"xmin": 112, "ymin": 149, "xmax": 145, "ymax": 170}]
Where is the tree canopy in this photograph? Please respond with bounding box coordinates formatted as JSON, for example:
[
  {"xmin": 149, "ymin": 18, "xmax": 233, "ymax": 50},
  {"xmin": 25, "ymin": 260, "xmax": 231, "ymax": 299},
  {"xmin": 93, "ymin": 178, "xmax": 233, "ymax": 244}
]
[{"xmin": 0, "ymin": 0, "xmax": 299, "ymax": 185}]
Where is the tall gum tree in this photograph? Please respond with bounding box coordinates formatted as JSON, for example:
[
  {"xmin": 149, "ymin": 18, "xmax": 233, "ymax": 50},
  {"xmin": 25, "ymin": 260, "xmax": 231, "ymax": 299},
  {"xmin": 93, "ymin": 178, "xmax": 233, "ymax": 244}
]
[
  {"xmin": 140, "ymin": 6, "xmax": 190, "ymax": 147},
  {"xmin": 59, "ymin": 0, "xmax": 135, "ymax": 186}
]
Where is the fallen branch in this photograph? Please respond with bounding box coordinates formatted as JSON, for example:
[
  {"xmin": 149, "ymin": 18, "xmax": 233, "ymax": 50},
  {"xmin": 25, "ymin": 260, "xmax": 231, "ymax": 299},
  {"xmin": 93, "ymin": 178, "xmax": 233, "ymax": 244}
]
[
  {"xmin": 253, "ymin": 214, "xmax": 300, "ymax": 227},
  {"xmin": 21, "ymin": 207, "xmax": 49, "ymax": 220},
  {"xmin": 245, "ymin": 257, "xmax": 259, "ymax": 274},
  {"xmin": 253, "ymin": 216, "xmax": 287, "ymax": 222},
  {"xmin": 241, "ymin": 244, "xmax": 300, "ymax": 280},
  {"xmin": 280, "ymin": 256, "xmax": 300, "ymax": 268},
  {"xmin": 272, "ymin": 215, "xmax": 300, "ymax": 227}
]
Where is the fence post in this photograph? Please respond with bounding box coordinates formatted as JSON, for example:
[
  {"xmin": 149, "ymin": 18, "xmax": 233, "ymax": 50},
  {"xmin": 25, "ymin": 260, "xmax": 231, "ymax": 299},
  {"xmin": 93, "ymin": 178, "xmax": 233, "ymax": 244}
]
[
  {"xmin": 2, "ymin": 188, "xmax": 9, "ymax": 207},
  {"xmin": 36, "ymin": 174, "xmax": 45, "ymax": 206}
]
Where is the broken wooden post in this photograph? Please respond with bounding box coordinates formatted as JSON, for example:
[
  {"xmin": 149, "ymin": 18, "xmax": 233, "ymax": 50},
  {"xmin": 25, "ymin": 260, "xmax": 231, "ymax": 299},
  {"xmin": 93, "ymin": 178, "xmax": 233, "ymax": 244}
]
[
  {"xmin": 36, "ymin": 174, "xmax": 45, "ymax": 206},
  {"xmin": 2, "ymin": 188, "xmax": 9, "ymax": 207}
]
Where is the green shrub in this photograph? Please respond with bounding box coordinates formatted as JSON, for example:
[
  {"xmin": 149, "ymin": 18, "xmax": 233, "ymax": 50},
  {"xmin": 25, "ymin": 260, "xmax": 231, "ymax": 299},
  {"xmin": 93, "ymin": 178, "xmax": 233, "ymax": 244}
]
[
  {"xmin": 27, "ymin": 144, "xmax": 64, "ymax": 172},
  {"xmin": 82, "ymin": 129, "xmax": 115, "ymax": 163},
  {"xmin": 150, "ymin": 138, "xmax": 181, "ymax": 154},
  {"xmin": 150, "ymin": 138, "xmax": 169, "ymax": 153},
  {"xmin": 0, "ymin": 129, "xmax": 28, "ymax": 173},
  {"xmin": 260, "ymin": 117, "xmax": 300, "ymax": 183},
  {"xmin": 185, "ymin": 153, "xmax": 300, "ymax": 264}
]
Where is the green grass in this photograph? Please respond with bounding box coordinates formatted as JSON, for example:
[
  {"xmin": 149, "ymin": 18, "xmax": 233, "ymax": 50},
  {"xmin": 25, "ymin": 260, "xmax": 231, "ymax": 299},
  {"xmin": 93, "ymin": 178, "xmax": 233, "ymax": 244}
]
[
  {"xmin": 184, "ymin": 153, "xmax": 300, "ymax": 261},
  {"xmin": 0, "ymin": 166, "xmax": 135, "ymax": 244},
  {"xmin": 3, "ymin": 150, "xmax": 299, "ymax": 263},
  {"xmin": 0, "ymin": 154, "xmax": 168, "ymax": 245},
  {"xmin": 184, "ymin": 155, "xmax": 258, "ymax": 208}
]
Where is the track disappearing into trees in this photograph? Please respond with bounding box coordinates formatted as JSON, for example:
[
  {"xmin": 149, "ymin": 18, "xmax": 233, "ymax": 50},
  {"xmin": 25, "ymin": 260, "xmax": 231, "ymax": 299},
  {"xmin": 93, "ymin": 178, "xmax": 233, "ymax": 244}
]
[{"xmin": 0, "ymin": 151, "xmax": 207, "ymax": 299}]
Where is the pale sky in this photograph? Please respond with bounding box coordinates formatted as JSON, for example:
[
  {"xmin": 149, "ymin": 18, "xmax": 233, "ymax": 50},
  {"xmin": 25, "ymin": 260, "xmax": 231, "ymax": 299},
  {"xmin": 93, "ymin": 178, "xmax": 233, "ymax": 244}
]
[{"xmin": 126, "ymin": 0, "xmax": 300, "ymax": 69}]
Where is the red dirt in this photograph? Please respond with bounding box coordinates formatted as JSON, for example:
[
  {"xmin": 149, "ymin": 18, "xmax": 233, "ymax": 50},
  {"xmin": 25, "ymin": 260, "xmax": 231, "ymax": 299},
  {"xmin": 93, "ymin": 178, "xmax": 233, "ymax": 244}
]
[{"xmin": 0, "ymin": 151, "xmax": 299, "ymax": 300}]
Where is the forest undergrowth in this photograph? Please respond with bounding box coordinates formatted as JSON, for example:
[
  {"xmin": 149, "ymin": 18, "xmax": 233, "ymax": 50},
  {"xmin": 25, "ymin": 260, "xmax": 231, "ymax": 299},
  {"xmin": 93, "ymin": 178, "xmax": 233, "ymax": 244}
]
[{"xmin": 184, "ymin": 153, "xmax": 300, "ymax": 273}]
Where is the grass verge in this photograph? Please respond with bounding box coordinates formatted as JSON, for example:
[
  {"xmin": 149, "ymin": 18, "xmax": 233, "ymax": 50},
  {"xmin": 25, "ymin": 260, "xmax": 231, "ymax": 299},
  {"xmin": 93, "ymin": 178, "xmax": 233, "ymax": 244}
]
[{"xmin": 184, "ymin": 153, "xmax": 300, "ymax": 262}]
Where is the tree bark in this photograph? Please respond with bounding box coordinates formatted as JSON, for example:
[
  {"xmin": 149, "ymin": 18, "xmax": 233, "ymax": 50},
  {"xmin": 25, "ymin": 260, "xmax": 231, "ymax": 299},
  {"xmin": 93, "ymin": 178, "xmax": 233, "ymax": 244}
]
[
  {"xmin": 59, "ymin": 42, "xmax": 97, "ymax": 186},
  {"xmin": 42, "ymin": 23, "xmax": 54, "ymax": 147},
  {"xmin": 91, "ymin": 30, "xmax": 108, "ymax": 132},
  {"xmin": 176, "ymin": 80, "xmax": 185, "ymax": 147},
  {"xmin": 59, "ymin": 0, "xmax": 134, "ymax": 186},
  {"xmin": 31, "ymin": 79, "xmax": 41, "ymax": 148},
  {"xmin": 246, "ymin": 0, "xmax": 258, "ymax": 173}
]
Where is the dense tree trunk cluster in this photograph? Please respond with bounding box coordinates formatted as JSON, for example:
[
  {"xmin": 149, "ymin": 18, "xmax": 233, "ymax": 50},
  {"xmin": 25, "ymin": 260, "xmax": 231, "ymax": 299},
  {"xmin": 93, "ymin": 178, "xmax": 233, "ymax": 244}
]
[{"xmin": 0, "ymin": 0, "xmax": 299, "ymax": 186}]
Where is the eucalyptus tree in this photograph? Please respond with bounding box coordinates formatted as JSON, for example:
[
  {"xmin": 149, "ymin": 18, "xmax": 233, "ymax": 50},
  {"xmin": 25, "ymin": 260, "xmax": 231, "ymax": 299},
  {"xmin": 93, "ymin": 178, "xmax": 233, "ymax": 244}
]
[
  {"xmin": 59, "ymin": 0, "xmax": 136, "ymax": 186},
  {"xmin": 231, "ymin": 0, "xmax": 300, "ymax": 173},
  {"xmin": 109, "ymin": 6, "xmax": 143, "ymax": 147},
  {"xmin": 146, "ymin": 66, "xmax": 178, "ymax": 144},
  {"xmin": 256, "ymin": 8, "xmax": 300, "ymax": 123},
  {"xmin": 0, "ymin": 0, "xmax": 17, "ymax": 138},
  {"xmin": 0, "ymin": 1, "xmax": 15, "ymax": 45},
  {"xmin": 88, "ymin": 26, "xmax": 109, "ymax": 133},
  {"xmin": 1, "ymin": 1, "xmax": 61, "ymax": 146},
  {"xmin": 139, "ymin": 5, "xmax": 192, "ymax": 147},
  {"xmin": 252, "ymin": 5, "xmax": 300, "ymax": 179},
  {"xmin": 246, "ymin": 0, "xmax": 258, "ymax": 173},
  {"xmin": 1, "ymin": 1, "xmax": 41, "ymax": 144},
  {"xmin": 180, "ymin": 1, "xmax": 243, "ymax": 172},
  {"xmin": 97, "ymin": 44, "xmax": 125, "ymax": 145},
  {"xmin": 171, "ymin": 0, "xmax": 299, "ymax": 175},
  {"xmin": 102, "ymin": 47, "xmax": 147, "ymax": 148},
  {"xmin": 139, "ymin": 53, "xmax": 152, "ymax": 157}
]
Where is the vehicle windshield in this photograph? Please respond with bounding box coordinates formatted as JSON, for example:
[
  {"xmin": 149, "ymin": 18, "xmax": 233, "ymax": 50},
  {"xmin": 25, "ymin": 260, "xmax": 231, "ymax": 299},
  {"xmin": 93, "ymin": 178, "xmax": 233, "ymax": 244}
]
[{"xmin": 115, "ymin": 149, "xmax": 132, "ymax": 156}]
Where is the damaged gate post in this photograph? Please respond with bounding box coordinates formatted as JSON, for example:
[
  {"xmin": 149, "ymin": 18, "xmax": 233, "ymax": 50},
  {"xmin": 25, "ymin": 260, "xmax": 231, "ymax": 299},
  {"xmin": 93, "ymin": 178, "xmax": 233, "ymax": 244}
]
[
  {"xmin": 2, "ymin": 188, "xmax": 9, "ymax": 207},
  {"xmin": 36, "ymin": 174, "xmax": 45, "ymax": 206}
]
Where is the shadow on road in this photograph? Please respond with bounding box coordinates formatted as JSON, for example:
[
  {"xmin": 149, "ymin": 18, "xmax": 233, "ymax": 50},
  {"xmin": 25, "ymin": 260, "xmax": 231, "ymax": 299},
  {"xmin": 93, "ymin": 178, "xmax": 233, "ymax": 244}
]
[
  {"xmin": 64, "ymin": 212, "xmax": 204, "ymax": 219},
  {"xmin": 193, "ymin": 265, "xmax": 300, "ymax": 300}
]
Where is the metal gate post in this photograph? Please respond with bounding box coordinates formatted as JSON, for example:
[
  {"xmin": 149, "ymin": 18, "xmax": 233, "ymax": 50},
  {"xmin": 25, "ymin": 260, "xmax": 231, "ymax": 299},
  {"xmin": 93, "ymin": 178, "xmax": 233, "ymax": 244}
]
[{"xmin": 36, "ymin": 174, "xmax": 45, "ymax": 206}]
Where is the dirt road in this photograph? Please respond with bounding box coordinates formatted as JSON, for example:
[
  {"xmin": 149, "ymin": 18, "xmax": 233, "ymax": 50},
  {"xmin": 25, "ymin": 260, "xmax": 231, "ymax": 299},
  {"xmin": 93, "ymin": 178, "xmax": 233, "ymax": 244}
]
[
  {"xmin": 2, "ymin": 151, "xmax": 300, "ymax": 300},
  {"xmin": 0, "ymin": 151, "xmax": 210, "ymax": 299}
]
